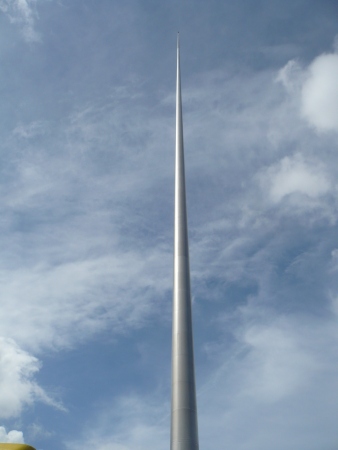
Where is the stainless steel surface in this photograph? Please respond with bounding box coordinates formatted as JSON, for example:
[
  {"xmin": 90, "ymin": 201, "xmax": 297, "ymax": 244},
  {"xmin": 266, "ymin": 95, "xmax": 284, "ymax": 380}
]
[{"xmin": 171, "ymin": 34, "xmax": 199, "ymax": 450}]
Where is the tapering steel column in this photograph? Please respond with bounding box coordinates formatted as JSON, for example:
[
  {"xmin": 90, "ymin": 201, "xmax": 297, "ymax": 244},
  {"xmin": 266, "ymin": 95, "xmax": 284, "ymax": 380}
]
[{"xmin": 171, "ymin": 34, "xmax": 199, "ymax": 450}]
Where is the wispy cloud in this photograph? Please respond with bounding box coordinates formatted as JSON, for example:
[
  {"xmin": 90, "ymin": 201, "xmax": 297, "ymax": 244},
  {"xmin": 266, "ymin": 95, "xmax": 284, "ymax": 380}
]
[
  {"xmin": 197, "ymin": 299, "xmax": 338, "ymax": 450},
  {"xmin": 26, "ymin": 422, "xmax": 53, "ymax": 441},
  {"xmin": 2, "ymin": 28, "xmax": 338, "ymax": 449},
  {"xmin": 13, "ymin": 121, "xmax": 47, "ymax": 139},
  {"xmin": 0, "ymin": 87, "xmax": 174, "ymax": 354},
  {"xmin": 66, "ymin": 394, "xmax": 169, "ymax": 450},
  {"xmin": 0, "ymin": 0, "xmax": 40, "ymax": 42},
  {"xmin": 0, "ymin": 90, "xmax": 174, "ymax": 414},
  {"xmin": 0, "ymin": 337, "xmax": 62, "ymax": 419}
]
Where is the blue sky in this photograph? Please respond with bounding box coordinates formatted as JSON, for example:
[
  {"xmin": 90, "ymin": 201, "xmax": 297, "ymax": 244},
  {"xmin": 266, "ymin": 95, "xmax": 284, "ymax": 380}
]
[{"xmin": 1, "ymin": 1, "xmax": 338, "ymax": 449}]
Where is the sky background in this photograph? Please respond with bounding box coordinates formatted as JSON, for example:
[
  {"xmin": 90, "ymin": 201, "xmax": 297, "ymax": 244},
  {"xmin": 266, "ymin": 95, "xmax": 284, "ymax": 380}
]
[{"xmin": 1, "ymin": 1, "xmax": 338, "ymax": 449}]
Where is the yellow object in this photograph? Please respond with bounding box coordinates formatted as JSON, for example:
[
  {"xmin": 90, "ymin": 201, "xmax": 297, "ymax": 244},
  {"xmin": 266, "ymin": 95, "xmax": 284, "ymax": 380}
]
[{"xmin": 0, "ymin": 445, "xmax": 36, "ymax": 450}]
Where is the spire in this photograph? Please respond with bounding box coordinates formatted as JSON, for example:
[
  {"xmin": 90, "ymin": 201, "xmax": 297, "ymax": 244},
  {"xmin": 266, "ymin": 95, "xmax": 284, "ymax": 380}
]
[{"xmin": 171, "ymin": 36, "xmax": 199, "ymax": 450}]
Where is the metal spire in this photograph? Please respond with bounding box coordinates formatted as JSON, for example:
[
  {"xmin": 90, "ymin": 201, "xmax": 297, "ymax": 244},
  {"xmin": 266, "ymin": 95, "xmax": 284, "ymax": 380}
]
[{"xmin": 171, "ymin": 34, "xmax": 199, "ymax": 450}]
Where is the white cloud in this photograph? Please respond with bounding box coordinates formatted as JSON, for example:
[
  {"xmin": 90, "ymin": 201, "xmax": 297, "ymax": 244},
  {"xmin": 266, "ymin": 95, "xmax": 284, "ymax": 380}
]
[
  {"xmin": 278, "ymin": 43, "xmax": 338, "ymax": 133},
  {"xmin": 259, "ymin": 153, "xmax": 330, "ymax": 204},
  {"xmin": 0, "ymin": 337, "xmax": 60, "ymax": 419},
  {"xmin": 301, "ymin": 53, "xmax": 338, "ymax": 132},
  {"xmin": 0, "ymin": 426, "xmax": 24, "ymax": 443},
  {"xmin": 0, "ymin": 0, "xmax": 40, "ymax": 42}
]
